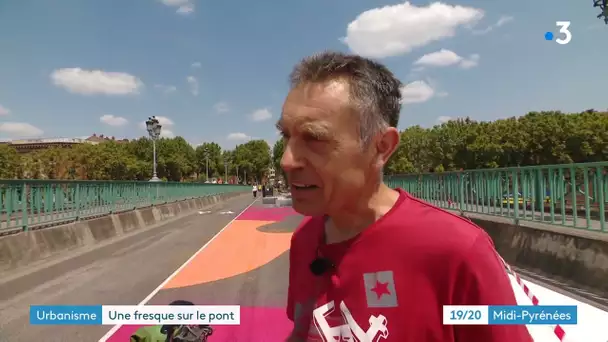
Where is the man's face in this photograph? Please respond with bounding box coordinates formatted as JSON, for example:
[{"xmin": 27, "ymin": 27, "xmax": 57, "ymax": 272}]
[{"xmin": 278, "ymin": 80, "xmax": 378, "ymax": 216}]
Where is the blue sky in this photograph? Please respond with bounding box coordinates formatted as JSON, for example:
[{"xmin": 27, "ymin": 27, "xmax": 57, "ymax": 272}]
[{"xmin": 0, "ymin": 0, "xmax": 606, "ymax": 149}]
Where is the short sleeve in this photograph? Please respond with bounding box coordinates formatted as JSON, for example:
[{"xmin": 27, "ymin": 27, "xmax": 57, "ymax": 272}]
[{"xmin": 452, "ymin": 232, "xmax": 534, "ymax": 342}]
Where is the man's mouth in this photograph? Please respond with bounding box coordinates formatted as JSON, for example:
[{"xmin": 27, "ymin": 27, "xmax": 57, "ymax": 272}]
[{"xmin": 291, "ymin": 182, "xmax": 319, "ymax": 190}]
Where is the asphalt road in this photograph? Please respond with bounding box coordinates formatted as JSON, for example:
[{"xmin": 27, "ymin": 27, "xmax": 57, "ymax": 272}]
[
  {"xmin": 99, "ymin": 200, "xmax": 301, "ymax": 342},
  {"xmin": 0, "ymin": 195, "xmax": 262, "ymax": 342}
]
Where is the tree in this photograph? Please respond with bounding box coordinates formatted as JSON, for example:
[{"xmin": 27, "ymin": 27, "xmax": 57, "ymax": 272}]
[
  {"xmin": 156, "ymin": 137, "xmax": 196, "ymax": 181},
  {"xmin": 1, "ymin": 110, "xmax": 607, "ymax": 181},
  {"xmin": 195, "ymin": 142, "xmax": 222, "ymax": 179},
  {"xmin": 272, "ymin": 138, "xmax": 285, "ymax": 178},
  {"xmin": 384, "ymin": 110, "xmax": 608, "ymax": 175},
  {"xmin": 0, "ymin": 144, "xmax": 19, "ymax": 179},
  {"xmin": 594, "ymin": 0, "xmax": 608, "ymax": 24},
  {"xmin": 231, "ymin": 140, "xmax": 271, "ymax": 183}
]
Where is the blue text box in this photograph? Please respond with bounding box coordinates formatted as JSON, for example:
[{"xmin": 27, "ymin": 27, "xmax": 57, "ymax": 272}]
[
  {"xmin": 30, "ymin": 305, "xmax": 103, "ymax": 325},
  {"xmin": 488, "ymin": 305, "xmax": 577, "ymax": 325}
]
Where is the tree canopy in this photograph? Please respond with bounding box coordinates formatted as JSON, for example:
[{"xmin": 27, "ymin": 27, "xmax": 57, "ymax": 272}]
[
  {"xmin": 0, "ymin": 137, "xmax": 273, "ymax": 183},
  {"xmin": 1, "ymin": 110, "xmax": 606, "ymax": 181},
  {"xmin": 271, "ymin": 110, "xmax": 608, "ymax": 175},
  {"xmin": 594, "ymin": 0, "xmax": 608, "ymax": 24}
]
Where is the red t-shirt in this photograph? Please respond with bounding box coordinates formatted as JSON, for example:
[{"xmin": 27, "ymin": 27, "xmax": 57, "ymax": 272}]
[{"xmin": 286, "ymin": 189, "xmax": 533, "ymax": 342}]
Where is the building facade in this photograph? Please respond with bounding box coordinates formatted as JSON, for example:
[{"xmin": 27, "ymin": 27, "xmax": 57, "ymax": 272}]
[{"xmin": 0, "ymin": 134, "xmax": 129, "ymax": 153}]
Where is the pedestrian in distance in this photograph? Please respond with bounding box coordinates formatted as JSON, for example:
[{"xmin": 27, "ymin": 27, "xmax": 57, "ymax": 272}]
[
  {"xmin": 278, "ymin": 51, "xmax": 533, "ymax": 342},
  {"xmin": 252, "ymin": 184, "xmax": 258, "ymax": 198}
]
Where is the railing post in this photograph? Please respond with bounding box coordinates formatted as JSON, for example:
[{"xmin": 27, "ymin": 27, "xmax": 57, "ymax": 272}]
[
  {"xmin": 596, "ymin": 166, "xmax": 605, "ymax": 232},
  {"xmin": 109, "ymin": 183, "xmax": 114, "ymax": 214},
  {"xmin": 583, "ymin": 167, "xmax": 591, "ymax": 229},
  {"xmin": 75, "ymin": 183, "xmax": 81, "ymax": 220},
  {"xmin": 458, "ymin": 171, "xmax": 465, "ymax": 213},
  {"xmin": 21, "ymin": 182, "xmax": 28, "ymax": 232},
  {"xmin": 512, "ymin": 169, "xmax": 520, "ymax": 225}
]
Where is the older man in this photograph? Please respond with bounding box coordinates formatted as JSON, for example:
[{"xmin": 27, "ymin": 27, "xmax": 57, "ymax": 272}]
[{"xmin": 277, "ymin": 51, "xmax": 532, "ymax": 342}]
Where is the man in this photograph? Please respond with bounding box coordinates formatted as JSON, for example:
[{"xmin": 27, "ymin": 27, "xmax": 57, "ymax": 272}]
[
  {"xmin": 278, "ymin": 51, "xmax": 533, "ymax": 342},
  {"xmin": 253, "ymin": 184, "xmax": 258, "ymax": 198}
]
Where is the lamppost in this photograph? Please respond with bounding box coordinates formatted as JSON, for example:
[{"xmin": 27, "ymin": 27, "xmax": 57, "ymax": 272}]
[
  {"xmin": 203, "ymin": 148, "xmax": 209, "ymax": 182},
  {"xmin": 145, "ymin": 116, "xmax": 162, "ymax": 182},
  {"xmin": 224, "ymin": 160, "xmax": 228, "ymax": 184}
]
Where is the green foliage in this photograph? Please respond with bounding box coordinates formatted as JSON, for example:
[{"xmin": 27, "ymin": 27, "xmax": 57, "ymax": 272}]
[
  {"xmin": 0, "ymin": 135, "xmax": 275, "ymax": 182},
  {"xmin": 0, "ymin": 144, "xmax": 20, "ymax": 179},
  {"xmin": 1, "ymin": 110, "xmax": 606, "ymax": 181},
  {"xmin": 232, "ymin": 140, "xmax": 271, "ymax": 182},
  {"xmin": 595, "ymin": 0, "xmax": 608, "ymax": 24},
  {"xmin": 272, "ymin": 138, "xmax": 285, "ymax": 179},
  {"xmin": 195, "ymin": 142, "xmax": 222, "ymax": 178},
  {"xmin": 385, "ymin": 110, "xmax": 608, "ymax": 175}
]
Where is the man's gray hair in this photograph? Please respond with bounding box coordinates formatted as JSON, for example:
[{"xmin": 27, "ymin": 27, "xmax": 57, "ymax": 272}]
[{"xmin": 289, "ymin": 51, "xmax": 402, "ymax": 145}]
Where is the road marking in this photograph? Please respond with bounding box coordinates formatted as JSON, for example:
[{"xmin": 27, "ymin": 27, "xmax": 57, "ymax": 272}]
[
  {"xmin": 162, "ymin": 219, "xmax": 292, "ymax": 289},
  {"xmin": 98, "ymin": 197, "xmax": 258, "ymax": 342}
]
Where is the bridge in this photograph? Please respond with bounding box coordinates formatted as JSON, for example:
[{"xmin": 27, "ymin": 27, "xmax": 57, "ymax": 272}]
[{"xmin": 0, "ymin": 162, "xmax": 607, "ymax": 341}]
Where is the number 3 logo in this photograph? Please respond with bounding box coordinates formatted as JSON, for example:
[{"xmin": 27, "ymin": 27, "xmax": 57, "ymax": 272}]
[{"xmin": 555, "ymin": 21, "xmax": 572, "ymax": 45}]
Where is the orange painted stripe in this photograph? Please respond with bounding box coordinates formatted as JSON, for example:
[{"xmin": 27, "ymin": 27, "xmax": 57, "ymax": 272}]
[{"xmin": 163, "ymin": 220, "xmax": 292, "ymax": 289}]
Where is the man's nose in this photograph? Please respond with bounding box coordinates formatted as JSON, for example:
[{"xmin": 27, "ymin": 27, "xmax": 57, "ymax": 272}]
[{"xmin": 280, "ymin": 140, "xmax": 305, "ymax": 172}]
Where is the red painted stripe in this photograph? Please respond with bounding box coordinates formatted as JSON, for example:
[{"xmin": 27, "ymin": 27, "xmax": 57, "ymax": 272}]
[{"xmin": 500, "ymin": 256, "xmax": 566, "ymax": 341}]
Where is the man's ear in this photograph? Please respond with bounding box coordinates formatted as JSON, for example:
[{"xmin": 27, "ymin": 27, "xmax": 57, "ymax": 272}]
[{"xmin": 375, "ymin": 127, "xmax": 400, "ymax": 167}]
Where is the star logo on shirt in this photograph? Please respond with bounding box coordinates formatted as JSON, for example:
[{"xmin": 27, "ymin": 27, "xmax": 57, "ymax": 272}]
[
  {"xmin": 363, "ymin": 271, "xmax": 398, "ymax": 308},
  {"xmin": 370, "ymin": 280, "xmax": 391, "ymax": 299}
]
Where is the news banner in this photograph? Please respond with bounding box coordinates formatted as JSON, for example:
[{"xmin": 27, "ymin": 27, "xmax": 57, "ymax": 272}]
[
  {"xmin": 29, "ymin": 304, "xmax": 576, "ymax": 326},
  {"xmin": 443, "ymin": 305, "xmax": 577, "ymax": 325},
  {"xmin": 30, "ymin": 305, "xmax": 240, "ymax": 325}
]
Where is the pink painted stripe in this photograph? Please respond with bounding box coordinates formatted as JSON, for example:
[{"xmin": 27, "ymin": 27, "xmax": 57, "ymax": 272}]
[{"xmin": 500, "ymin": 256, "xmax": 566, "ymax": 341}]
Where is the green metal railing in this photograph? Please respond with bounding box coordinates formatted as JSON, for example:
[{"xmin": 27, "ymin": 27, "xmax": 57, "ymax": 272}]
[
  {"xmin": 0, "ymin": 180, "xmax": 249, "ymax": 234},
  {"xmin": 386, "ymin": 161, "xmax": 608, "ymax": 232}
]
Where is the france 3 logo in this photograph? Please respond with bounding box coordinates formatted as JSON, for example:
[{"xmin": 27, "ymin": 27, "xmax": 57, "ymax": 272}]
[{"xmin": 544, "ymin": 21, "xmax": 572, "ymax": 45}]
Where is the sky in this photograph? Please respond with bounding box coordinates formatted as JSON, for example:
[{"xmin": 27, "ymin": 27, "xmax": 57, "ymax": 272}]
[{"xmin": 0, "ymin": 0, "xmax": 606, "ymax": 149}]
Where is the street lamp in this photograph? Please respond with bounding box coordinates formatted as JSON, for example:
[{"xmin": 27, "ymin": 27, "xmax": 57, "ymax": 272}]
[
  {"xmin": 224, "ymin": 160, "xmax": 228, "ymax": 184},
  {"xmin": 203, "ymin": 148, "xmax": 209, "ymax": 182},
  {"xmin": 145, "ymin": 116, "xmax": 162, "ymax": 182}
]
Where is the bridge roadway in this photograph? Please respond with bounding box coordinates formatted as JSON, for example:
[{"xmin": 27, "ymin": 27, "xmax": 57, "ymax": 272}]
[
  {"xmin": 1, "ymin": 195, "xmax": 607, "ymax": 341},
  {"xmin": 0, "ymin": 195, "xmax": 298, "ymax": 341}
]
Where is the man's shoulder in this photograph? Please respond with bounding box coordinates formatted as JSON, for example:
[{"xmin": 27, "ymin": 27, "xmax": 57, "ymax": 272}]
[
  {"xmin": 387, "ymin": 192, "xmax": 489, "ymax": 255},
  {"xmin": 291, "ymin": 216, "xmax": 324, "ymax": 244}
]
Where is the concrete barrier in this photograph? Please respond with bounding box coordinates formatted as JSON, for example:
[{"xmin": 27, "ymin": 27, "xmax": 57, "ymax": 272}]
[
  {"xmin": 455, "ymin": 210, "xmax": 608, "ymax": 298},
  {"xmin": 261, "ymin": 196, "xmax": 292, "ymax": 207},
  {"xmin": 262, "ymin": 196, "xmax": 277, "ymax": 205},
  {"xmin": 0, "ymin": 192, "xmax": 246, "ymax": 273}
]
